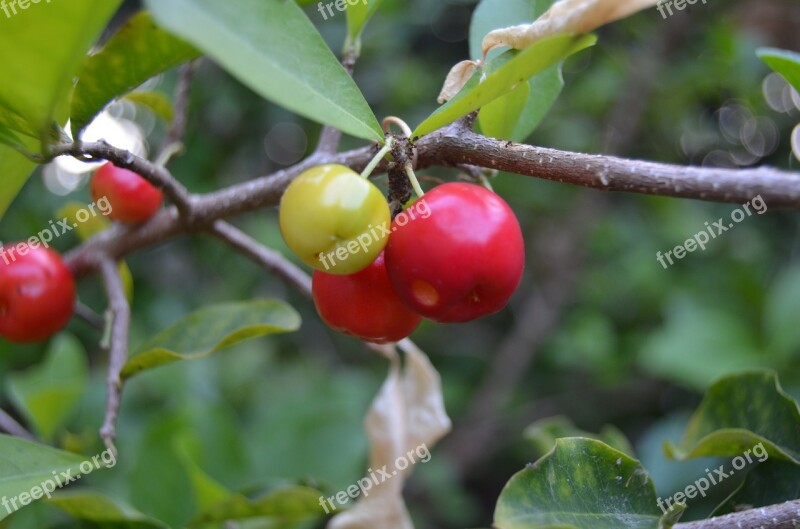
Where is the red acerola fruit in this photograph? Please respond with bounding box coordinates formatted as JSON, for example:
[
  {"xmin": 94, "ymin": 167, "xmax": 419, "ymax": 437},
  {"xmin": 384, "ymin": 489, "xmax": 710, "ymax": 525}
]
[
  {"xmin": 0, "ymin": 243, "xmax": 76, "ymax": 342},
  {"xmin": 385, "ymin": 182, "xmax": 525, "ymax": 323},
  {"xmin": 312, "ymin": 252, "xmax": 422, "ymax": 344},
  {"xmin": 91, "ymin": 162, "xmax": 163, "ymax": 223}
]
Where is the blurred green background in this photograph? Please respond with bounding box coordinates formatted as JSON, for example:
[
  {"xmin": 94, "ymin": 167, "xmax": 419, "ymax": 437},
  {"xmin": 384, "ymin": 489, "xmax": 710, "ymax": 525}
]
[{"xmin": 1, "ymin": 0, "xmax": 799, "ymax": 527}]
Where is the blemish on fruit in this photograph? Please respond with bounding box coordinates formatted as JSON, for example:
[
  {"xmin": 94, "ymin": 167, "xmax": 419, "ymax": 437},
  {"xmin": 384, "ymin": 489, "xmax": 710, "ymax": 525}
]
[{"xmin": 412, "ymin": 280, "xmax": 439, "ymax": 307}]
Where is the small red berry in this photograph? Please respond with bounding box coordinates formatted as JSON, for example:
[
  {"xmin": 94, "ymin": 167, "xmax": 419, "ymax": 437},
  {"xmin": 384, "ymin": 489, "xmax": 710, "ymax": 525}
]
[
  {"xmin": 312, "ymin": 252, "xmax": 422, "ymax": 344},
  {"xmin": 0, "ymin": 243, "xmax": 76, "ymax": 343},
  {"xmin": 91, "ymin": 162, "xmax": 163, "ymax": 223},
  {"xmin": 385, "ymin": 182, "xmax": 525, "ymax": 323}
]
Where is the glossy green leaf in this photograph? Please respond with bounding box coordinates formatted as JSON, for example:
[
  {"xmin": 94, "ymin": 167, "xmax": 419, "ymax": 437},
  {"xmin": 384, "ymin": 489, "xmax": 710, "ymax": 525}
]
[
  {"xmin": 175, "ymin": 436, "xmax": 232, "ymax": 512},
  {"xmin": 346, "ymin": 0, "xmax": 383, "ymax": 40},
  {"xmin": 0, "ymin": 0, "xmax": 121, "ymax": 140},
  {"xmin": 713, "ymin": 460, "xmax": 800, "ymax": 516},
  {"xmin": 664, "ymin": 370, "xmax": 800, "ymax": 464},
  {"xmin": 524, "ymin": 416, "xmax": 635, "ymax": 458},
  {"xmin": 122, "ymin": 92, "xmax": 175, "ymax": 124},
  {"xmin": 189, "ymin": 486, "xmax": 324, "ymax": 528},
  {"xmin": 494, "ymin": 438, "xmax": 664, "ymax": 529},
  {"xmin": 0, "ymin": 435, "xmax": 85, "ymax": 522},
  {"xmin": 413, "ymin": 33, "xmax": 595, "ymax": 138},
  {"xmin": 7, "ymin": 335, "xmax": 88, "ymax": 442},
  {"xmin": 0, "ymin": 141, "xmax": 37, "ymax": 220},
  {"xmin": 121, "ymin": 299, "xmax": 301, "ymax": 380},
  {"xmin": 471, "ymin": 0, "xmax": 564, "ymax": 142},
  {"xmin": 48, "ymin": 492, "xmax": 170, "ymax": 529},
  {"xmin": 757, "ymin": 48, "xmax": 800, "ymax": 93},
  {"xmin": 144, "ymin": 0, "xmax": 384, "ymax": 142},
  {"xmin": 71, "ymin": 11, "xmax": 200, "ymax": 138}
]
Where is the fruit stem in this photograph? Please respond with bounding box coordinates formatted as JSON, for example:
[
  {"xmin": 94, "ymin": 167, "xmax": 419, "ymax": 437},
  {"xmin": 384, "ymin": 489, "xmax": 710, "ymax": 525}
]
[
  {"xmin": 477, "ymin": 172, "xmax": 494, "ymax": 192},
  {"xmin": 404, "ymin": 163, "xmax": 425, "ymax": 198},
  {"xmin": 360, "ymin": 138, "xmax": 393, "ymax": 180}
]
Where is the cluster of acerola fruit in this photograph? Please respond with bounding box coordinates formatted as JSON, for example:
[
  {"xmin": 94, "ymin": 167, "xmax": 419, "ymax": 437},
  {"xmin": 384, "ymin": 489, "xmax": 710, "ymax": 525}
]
[
  {"xmin": 279, "ymin": 163, "xmax": 525, "ymax": 345},
  {"xmin": 0, "ymin": 163, "xmax": 163, "ymax": 343}
]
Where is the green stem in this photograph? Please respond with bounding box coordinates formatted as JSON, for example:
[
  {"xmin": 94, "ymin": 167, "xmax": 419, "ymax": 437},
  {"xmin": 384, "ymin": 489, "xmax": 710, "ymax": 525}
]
[
  {"xmin": 360, "ymin": 138, "xmax": 393, "ymax": 179},
  {"xmin": 404, "ymin": 163, "xmax": 425, "ymax": 198}
]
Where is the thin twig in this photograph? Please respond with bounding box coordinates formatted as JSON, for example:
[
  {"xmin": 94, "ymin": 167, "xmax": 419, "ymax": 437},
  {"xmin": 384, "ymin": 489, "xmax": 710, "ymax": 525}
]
[
  {"xmin": 207, "ymin": 220, "xmax": 312, "ymax": 296},
  {"xmin": 314, "ymin": 48, "xmax": 358, "ymax": 155},
  {"xmin": 674, "ymin": 499, "xmax": 800, "ymax": 529},
  {"xmin": 74, "ymin": 301, "xmax": 106, "ymax": 330},
  {"xmin": 50, "ymin": 141, "xmax": 194, "ymax": 217},
  {"xmin": 158, "ymin": 59, "xmax": 200, "ymax": 162},
  {"xmin": 98, "ymin": 258, "xmax": 131, "ymax": 454},
  {"xmin": 0, "ymin": 408, "xmax": 36, "ymax": 441}
]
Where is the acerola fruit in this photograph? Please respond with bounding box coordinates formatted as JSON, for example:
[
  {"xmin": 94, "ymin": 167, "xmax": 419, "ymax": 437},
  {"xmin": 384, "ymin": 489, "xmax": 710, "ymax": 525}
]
[
  {"xmin": 385, "ymin": 182, "xmax": 524, "ymax": 323},
  {"xmin": 279, "ymin": 164, "xmax": 391, "ymax": 275},
  {"xmin": 0, "ymin": 244, "xmax": 76, "ymax": 342},
  {"xmin": 312, "ymin": 252, "xmax": 422, "ymax": 344},
  {"xmin": 91, "ymin": 162, "xmax": 163, "ymax": 223}
]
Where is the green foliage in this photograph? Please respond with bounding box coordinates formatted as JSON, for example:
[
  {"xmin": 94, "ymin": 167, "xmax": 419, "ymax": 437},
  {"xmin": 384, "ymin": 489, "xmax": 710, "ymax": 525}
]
[
  {"xmin": 47, "ymin": 492, "xmax": 170, "ymax": 529},
  {"xmin": 413, "ymin": 33, "xmax": 596, "ymax": 138},
  {"xmin": 122, "ymin": 92, "xmax": 175, "ymax": 125},
  {"xmin": 757, "ymin": 48, "xmax": 800, "ymax": 93},
  {"xmin": 494, "ymin": 438, "xmax": 665, "ymax": 529},
  {"xmin": 7, "ymin": 335, "xmax": 88, "ymax": 442},
  {"xmin": 121, "ymin": 299, "xmax": 301, "ymax": 379},
  {"xmin": 664, "ymin": 370, "xmax": 800, "ymax": 464},
  {"xmin": 0, "ymin": 143, "xmax": 36, "ymax": 220},
  {"xmin": 143, "ymin": 0, "xmax": 384, "ymax": 142},
  {"xmin": 470, "ymin": 0, "xmax": 565, "ymax": 141},
  {"xmin": 524, "ymin": 416, "xmax": 635, "ymax": 457},
  {"xmin": 70, "ymin": 11, "xmax": 200, "ymax": 138},
  {"xmin": 346, "ymin": 0, "xmax": 384, "ymax": 41},
  {"xmin": 0, "ymin": 436, "xmax": 86, "ymax": 522}
]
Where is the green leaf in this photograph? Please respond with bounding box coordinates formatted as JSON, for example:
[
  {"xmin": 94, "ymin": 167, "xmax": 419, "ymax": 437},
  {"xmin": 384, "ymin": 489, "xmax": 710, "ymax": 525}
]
[
  {"xmin": 144, "ymin": 0, "xmax": 384, "ymax": 142},
  {"xmin": 524, "ymin": 416, "xmax": 635, "ymax": 458},
  {"xmin": 48, "ymin": 491, "xmax": 171, "ymax": 529},
  {"xmin": 0, "ymin": 142, "xmax": 38, "ymax": 220},
  {"xmin": 346, "ymin": 0, "xmax": 383, "ymax": 40},
  {"xmin": 0, "ymin": 0, "xmax": 121, "ymax": 141},
  {"xmin": 122, "ymin": 92, "xmax": 175, "ymax": 124},
  {"xmin": 70, "ymin": 11, "xmax": 200, "ymax": 138},
  {"xmin": 413, "ymin": 33, "xmax": 595, "ymax": 138},
  {"xmin": 470, "ymin": 0, "xmax": 564, "ymax": 141},
  {"xmin": 713, "ymin": 460, "xmax": 800, "ymax": 516},
  {"xmin": 0, "ymin": 435, "xmax": 85, "ymax": 522},
  {"xmin": 121, "ymin": 299, "xmax": 301, "ymax": 380},
  {"xmin": 189, "ymin": 486, "xmax": 324, "ymax": 528},
  {"xmin": 7, "ymin": 335, "xmax": 88, "ymax": 442},
  {"xmin": 664, "ymin": 370, "xmax": 800, "ymax": 464},
  {"xmin": 757, "ymin": 48, "xmax": 800, "ymax": 93},
  {"xmin": 494, "ymin": 438, "xmax": 664, "ymax": 529}
]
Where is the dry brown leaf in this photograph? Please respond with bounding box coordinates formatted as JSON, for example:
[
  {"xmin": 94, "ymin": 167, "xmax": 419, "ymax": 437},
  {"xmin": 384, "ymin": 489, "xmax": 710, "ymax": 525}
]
[
  {"xmin": 437, "ymin": 60, "xmax": 479, "ymax": 103},
  {"xmin": 482, "ymin": 0, "xmax": 659, "ymax": 56},
  {"xmin": 437, "ymin": 0, "xmax": 658, "ymax": 100},
  {"xmin": 327, "ymin": 340, "xmax": 451, "ymax": 529}
]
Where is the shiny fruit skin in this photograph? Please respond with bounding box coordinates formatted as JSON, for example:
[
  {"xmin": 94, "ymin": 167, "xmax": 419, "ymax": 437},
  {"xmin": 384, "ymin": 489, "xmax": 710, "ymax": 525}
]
[
  {"xmin": 280, "ymin": 164, "xmax": 391, "ymax": 275},
  {"xmin": 385, "ymin": 182, "xmax": 524, "ymax": 323},
  {"xmin": 91, "ymin": 162, "xmax": 163, "ymax": 223},
  {"xmin": 312, "ymin": 252, "xmax": 422, "ymax": 344},
  {"xmin": 0, "ymin": 244, "xmax": 76, "ymax": 342}
]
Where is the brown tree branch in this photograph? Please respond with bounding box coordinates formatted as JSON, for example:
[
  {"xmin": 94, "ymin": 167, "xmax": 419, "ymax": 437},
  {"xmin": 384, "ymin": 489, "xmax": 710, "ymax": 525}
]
[
  {"xmin": 0, "ymin": 408, "xmax": 36, "ymax": 441},
  {"xmin": 674, "ymin": 499, "xmax": 800, "ymax": 529},
  {"xmin": 98, "ymin": 258, "xmax": 130, "ymax": 454},
  {"xmin": 63, "ymin": 124, "xmax": 800, "ymax": 277},
  {"xmin": 159, "ymin": 59, "xmax": 200, "ymax": 159}
]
